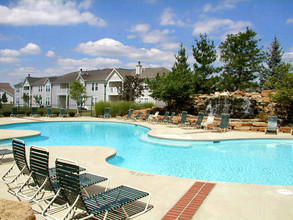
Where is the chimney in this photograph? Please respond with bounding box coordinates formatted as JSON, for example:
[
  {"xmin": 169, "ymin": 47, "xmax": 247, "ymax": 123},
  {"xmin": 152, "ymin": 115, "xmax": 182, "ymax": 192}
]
[
  {"xmin": 28, "ymin": 74, "xmax": 31, "ymax": 78},
  {"xmin": 136, "ymin": 61, "xmax": 142, "ymax": 75},
  {"xmin": 80, "ymin": 69, "xmax": 83, "ymax": 75}
]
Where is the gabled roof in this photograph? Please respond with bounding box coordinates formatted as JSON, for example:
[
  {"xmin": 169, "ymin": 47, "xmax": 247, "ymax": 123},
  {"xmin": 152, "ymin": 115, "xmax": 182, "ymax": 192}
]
[
  {"xmin": 51, "ymin": 72, "xmax": 78, "ymax": 83},
  {"xmin": 0, "ymin": 83, "xmax": 14, "ymax": 96},
  {"xmin": 80, "ymin": 69, "xmax": 113, "ymax": 81},
  {"xmin": 139, "ymin": 67, "xmax": 170, "ymax": 79}
]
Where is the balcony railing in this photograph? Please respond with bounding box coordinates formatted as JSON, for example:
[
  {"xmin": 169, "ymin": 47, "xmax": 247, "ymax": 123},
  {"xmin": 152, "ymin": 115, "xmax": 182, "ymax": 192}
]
[
  {"xmin": 108, "ymin": 87, "xmax": 119, "ymax": 95},
  {"xmin": 57, "ymin": 88, "xmax": 69, "ymax": 95}
]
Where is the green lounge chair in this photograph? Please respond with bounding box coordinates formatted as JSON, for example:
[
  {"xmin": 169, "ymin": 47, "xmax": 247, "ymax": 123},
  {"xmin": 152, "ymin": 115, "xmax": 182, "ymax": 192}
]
[
  {"xmin": 17, "ymin": 146, "xmax": 109, "ymax": 212},
  {"xmin": 195, "ymin": 112, "xmax": 205, "ymax": 128},
  {"xmin": 265, "ymin": 116, "xmax": 278, "ymax": 134},
  {"xmin": 104, "ymin": 107, "xmax": 111, "ymax": 118},
  {"xmin": 141, "ymin": 110, "xmax": 151, "ymax": 121},
  {"xmin": 43, "ymin": 158, "xmax": 151, "ymax": 220},
  {"xmin": 156, "ymin": 111, "xmax": 169, "ymax": 124},
  {"xmin": 168, "ymin": 111, "xmax": 188, "ymax": 127},
  {"xmin": 46, "ymin": 108, "xmax": 57, "ymax": 117},
  {"xmin": 2, "ymin": 139, "xmax": 30, "ymax": 194},
  {"xmin": 124, "ymin": 109, "xmax": 134, "ymax": 120},
  {"xmin": 60, "ymin": 108, "xmax": 67, "ymax": 117},
  {"xmin": 0, "ymin": 148, "xmax": 13, "ymax": 164},
  {"xmin": 30, "ymin": 107, "xmax": 40, "ymax": 117},
  {"xmin": 10, "ymin": 107, "xmax": 24, "ymax": 117},
  {"xmin": 164, "ymin": 112, "xmax": 175, "ymax": 124},
  {"xmin": 213, "ymin": 114, "xmax": 230, "ymax": 132},
  {"xmin": 133, "ymin": 111, "xmax": 143, "ymax": 120}
]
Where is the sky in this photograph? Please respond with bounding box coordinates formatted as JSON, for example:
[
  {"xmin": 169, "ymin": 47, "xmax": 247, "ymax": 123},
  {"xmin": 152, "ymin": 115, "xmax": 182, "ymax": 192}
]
[{"xmin": 0, "ymin": 0, "xmax": 292, "ymax": 86}]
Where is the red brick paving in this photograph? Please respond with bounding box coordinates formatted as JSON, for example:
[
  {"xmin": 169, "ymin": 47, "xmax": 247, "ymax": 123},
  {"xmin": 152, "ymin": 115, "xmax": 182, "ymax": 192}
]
[{"xmin": 162, "ymin": 182, "xmax": 215, "ymax": 220}]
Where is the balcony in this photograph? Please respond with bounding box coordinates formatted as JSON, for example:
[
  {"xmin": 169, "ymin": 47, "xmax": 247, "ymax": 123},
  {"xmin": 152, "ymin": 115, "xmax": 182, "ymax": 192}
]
[
  {"xmin": 108, "ymin": 87, "xmax": 119, "ymax": 96},
  {"xmin": 57, "ymin": 88, "xmax": 69, "ymax": 95}
]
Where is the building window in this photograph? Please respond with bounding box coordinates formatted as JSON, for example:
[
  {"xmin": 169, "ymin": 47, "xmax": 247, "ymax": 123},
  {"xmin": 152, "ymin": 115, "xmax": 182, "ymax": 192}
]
[
  {"xmin": 92, "ymin": 83, "xmax": 98, "ymax": 91},
  {"xmin": 16, "ymin": 98, "xmax": 19, "ymax": 104},
  {"xmin": 46, "ymin": 85, "xmax": 50, "ymax": 92},
  {"xmin": 38, "ymin": 86, "xmax": 42, "ymax": 92},
  {"xmin": 45, "ymin": 97, "xmax": 50, "ymax": 106},
  {"xmin": 16, "ymin": 89, "xmax": 20, "ymax": 93}
]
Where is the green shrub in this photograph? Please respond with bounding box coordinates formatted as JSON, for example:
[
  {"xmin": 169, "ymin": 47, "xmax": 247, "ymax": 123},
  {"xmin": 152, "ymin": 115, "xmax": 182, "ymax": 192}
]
[
  {"xmin": 18, "ymin": 109, "xmax": 25, "ymax": 115},
  {"xmin": 52, "ymin": 109, "xmax": 60, "ymax": 116},
  {"xmin": 37, "ymin": 109, "xmax": 46, "ymax": 116},
  {"xmin": 3, "ymin": 110, "xmax": 11, "ymax": 117},
  {"xmin": 68, "ymin": 110, "xmax": 76, "ymax": 117},
  {"xmin": 25, "ymin": 110, "xmax": 32, "ymax": 116},
  {"xmin": 94, "ymin": 101, "xmax": 155, "ymax": 117}
]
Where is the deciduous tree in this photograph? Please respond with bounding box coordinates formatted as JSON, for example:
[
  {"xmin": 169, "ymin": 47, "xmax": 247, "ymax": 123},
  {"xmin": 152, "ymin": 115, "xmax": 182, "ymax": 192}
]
[{"xmin": 120, "ymin": 75, "xmax": 144, "ymax": 101}]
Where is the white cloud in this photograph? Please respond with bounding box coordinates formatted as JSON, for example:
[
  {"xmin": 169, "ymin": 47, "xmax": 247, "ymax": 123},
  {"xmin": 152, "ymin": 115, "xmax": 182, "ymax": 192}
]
[
  {"xmin": 78, "ymin": 0, "xmax": 93, "ymax": 10},
  {"xmin": 283, "ymin": 52, "xmax": 293, "ymax": 63},
  {"xmin": 160, "ymin": 7, "xmax": 185, "ymax": 26},
  {"xmin": 203, "ymin": 0, "xmax": 246, "ymax": 12},
  {"xmin": 142, "ymin": 29, "xmax": 172, "ymax": 44},
  {"xmin": 0, "ymin": 49, "xmax": 21, "ymax": 57},
  {"xmin": 0, "ymin": 56, "xmax": 20, "ymax": 63},
  {"xmin": 131, "ymin": 23, "xmax": 150, "ymax": 33},
  {"xmin": 130, "ymin": 23, "xmax": 173, "ymax": 44},
  {"xmin": 75, "ymin": 38, "xmax": 175, "ymax": 63},
  {"xmin": 127, "ymin": 35, "xmax": 136, "ymax": 39},
  {"xmin": 9, "ymin": 66, "xmax": 42, "ymax": 77},
  {"xmin": 160, "ymin": 42, "xmax": 180, "ymax": 50},
  {"xmin": 287, "ymin": 18, "xmax": 293, "ymax": 24},
  {"xmin": 57, "ymin": 57, "xmax": 123, "ymax": 70},
  {"xmin": 193, "ymin": 18, "xmax": 252, "ymax": 39},
  {"xmin": 20, "ymin": 43, "xmax": 41, "ymax": 55},
  {"xmin": 46, "ymin": 50, "xmax": 56, "ymax": 57},
  {"xmin": 0, "ymin": 0, "xmax": 106, "ymax": 27}
]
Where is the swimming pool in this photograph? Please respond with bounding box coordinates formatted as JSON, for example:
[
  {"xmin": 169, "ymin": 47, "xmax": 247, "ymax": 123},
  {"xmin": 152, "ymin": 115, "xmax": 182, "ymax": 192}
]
[{"xmin": 1, "ymin": 121, "xmax": 292, "ymax": 185}]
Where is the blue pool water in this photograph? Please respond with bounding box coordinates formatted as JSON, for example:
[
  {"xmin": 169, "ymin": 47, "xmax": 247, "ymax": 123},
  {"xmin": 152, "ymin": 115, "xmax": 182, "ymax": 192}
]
[{"xmin": 1, "ymin": 121, "xmax": 292, "ymax": 185}]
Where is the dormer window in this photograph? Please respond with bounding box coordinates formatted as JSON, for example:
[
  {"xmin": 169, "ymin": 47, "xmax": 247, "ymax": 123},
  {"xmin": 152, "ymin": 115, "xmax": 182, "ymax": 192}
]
[
  {"xmin": 46, "ymin": 85, "xmax": 50, "ymax": 92},
  {"xmin": 38, "ymin": 86, "xmax": 42, "ymax": 92},
  {"xmin": 92, "ymin": 83, "xmax": 98, "ymax": 91}
]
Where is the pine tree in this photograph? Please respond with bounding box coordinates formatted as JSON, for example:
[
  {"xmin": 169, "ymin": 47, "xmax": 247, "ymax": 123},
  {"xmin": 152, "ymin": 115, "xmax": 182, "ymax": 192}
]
[
  {"xmin": 192, "ymin": 33, "xmax": 221, "ymax": 93},
  {"xmin": 147, "ymin": 43, "xmax": 193, "ymax": 112},
  {"xmin": 219, "ymin": 27, "xmax": 265, "ymax": 91},
  {"xmin": 261, "ymin": 36, "xmax": 284, "ymax": 89}
]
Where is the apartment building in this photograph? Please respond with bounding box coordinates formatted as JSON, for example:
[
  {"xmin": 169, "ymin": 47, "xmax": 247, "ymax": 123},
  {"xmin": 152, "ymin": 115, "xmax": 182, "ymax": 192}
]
[
  {"xmin": 14, "ymin": 62, "xmax": 168, "ymax": 108},
  {"xmin": 0, "ymin": 83, "xmax": 14, "ymax": 103}
]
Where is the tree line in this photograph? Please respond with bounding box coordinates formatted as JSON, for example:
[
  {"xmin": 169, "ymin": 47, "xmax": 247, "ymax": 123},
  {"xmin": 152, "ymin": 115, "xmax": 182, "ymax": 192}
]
[{"xmin": 145, "ymin": 27, "xmax": 292, "ymax": 119}]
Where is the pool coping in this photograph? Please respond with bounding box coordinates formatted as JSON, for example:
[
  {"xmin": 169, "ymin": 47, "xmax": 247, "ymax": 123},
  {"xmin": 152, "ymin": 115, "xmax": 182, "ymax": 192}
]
[{"xmin": 0, "ymin": 117, "xmax": 293, "ymax": 220}]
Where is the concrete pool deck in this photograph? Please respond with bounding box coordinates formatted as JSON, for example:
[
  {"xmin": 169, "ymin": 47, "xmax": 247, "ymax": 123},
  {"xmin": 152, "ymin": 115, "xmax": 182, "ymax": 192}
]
[{"xmin": 0, "ymin": 117, "xmax": 292, "ymax": 219}]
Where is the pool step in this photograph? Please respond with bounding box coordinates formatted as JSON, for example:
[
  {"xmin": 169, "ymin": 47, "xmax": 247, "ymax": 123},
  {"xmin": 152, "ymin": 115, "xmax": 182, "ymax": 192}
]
[
  {"xmin": 162, "ymin": 181, "xmax": 215, "ymax": 220},
  {"xmin": 139, "ymin": 134, "xmax": 191, "ymax": 148}
]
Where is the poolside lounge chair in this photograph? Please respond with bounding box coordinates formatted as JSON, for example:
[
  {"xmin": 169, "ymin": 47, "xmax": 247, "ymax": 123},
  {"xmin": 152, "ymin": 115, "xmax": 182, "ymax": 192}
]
[
  {"xmin": 141, "ymin": 110, "xmax": 151, "ymax": 121},
  {"xmin": 16, "ymin": 146, "xmax": 109, "ymax": 211},
  {"xmin": 167, "ymin": 111, "xmax": 188, "ymax": 127},
  {"xmin": 60, "ymin": 108, "xmax": 67, "ymax": 117},
  {"xmin": 164, "ymin": 112, "xmax": 175, "ymax": 124},
  {"xmin": 202, "ymin": 115, "xmax": 215, "ymax": 130},
  {"xmin": 30, "ymin": 107, "xmax": 40, "ymax": 117},
  {"xmin": 124, "ymin": 109, "xmax": 134, "ymax": 120},
  {"xmin": 148, "ymin": 111, "xmax": 159, "ymax": 122},
  {"xmin": 98, "ymin": 107, "xmax": 111, "ymax": 118},
  {"xmin": 265, "ymin": 116, "xmax": 278, "ymax": 134},
  {"xmin": 10, "ymin": 107, "xmax": 24, "ymax": 117},
  {"xmin": 46, "ymin": 108, "xmax": 57, "ymax": 117},
  {"xmin": 2, "ymin": 139, "xmax": 30, "ymax": 194},
  {"xmin": 213, "ymin": 114, "xmax": 231, "ymax": 132},
  {"xmin": 153, "ymin": 111, "xmax": 169, "ymax": 124},
  {"xmin": 195, "ymin": 112, "xmax": 205, "ymax": 128},
  {"xmin": 133, "ymin": 111, "xmax": 143, "ymax": 120},
  {"xmin": 42, "ymin": 158, "xmax": 151, "ymax": 220},
  {"xmin": 0, "ymin": 148, "xmax": 13, "ymax": 164}
]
